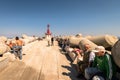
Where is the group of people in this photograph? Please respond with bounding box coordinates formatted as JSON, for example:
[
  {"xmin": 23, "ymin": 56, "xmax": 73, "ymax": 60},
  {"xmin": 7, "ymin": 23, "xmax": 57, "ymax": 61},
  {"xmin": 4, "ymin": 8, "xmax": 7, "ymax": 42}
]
[
  {"xmin": 74, "ymin": 44, "xmax": 119, "ymax": 80},
  {"xmin": 74, "ymin": 44, "xmax": 95, "ymax": 78},
  {"xmin": 57, "ymin": 38, "xmax": 70, "ymax": 52},
  {"xmin": 7, "ymin": 36, "xmax": 24, "ymax": 60},
  {"xmin": 58, "ymin": 38, "xmax": 119, "ymax": 80},
  {"xmin": 6, "ymin": 36, "xmax": 119, "ymax": 79}
]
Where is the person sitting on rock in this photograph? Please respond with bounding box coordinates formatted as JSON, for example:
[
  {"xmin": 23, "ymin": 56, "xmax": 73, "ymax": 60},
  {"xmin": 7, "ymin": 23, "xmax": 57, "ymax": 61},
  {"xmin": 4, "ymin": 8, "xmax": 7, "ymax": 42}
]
[
  {"xmin": 7, "ymin": 41, "xmax": 13, "ymax": 49},
  {"xmin": 6, "ymin": 41, "xmax": 15, "ymax": 53},
  {"xmin": 85, "ymin": 46, "xmax": 118, "ymax": 80},
  {"xmin": 72, "ymin": 47, "xmax": 83, "ymax": 63},
  {"xmin": 76, "ymin": 44, "xmax": 95, "ymax": 78}
]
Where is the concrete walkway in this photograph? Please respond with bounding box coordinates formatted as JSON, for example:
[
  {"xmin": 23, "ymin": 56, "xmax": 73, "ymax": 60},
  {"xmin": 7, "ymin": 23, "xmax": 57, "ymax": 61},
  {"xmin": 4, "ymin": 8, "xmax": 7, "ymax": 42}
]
[{"xmin": 0, "ymin": 40, "xmax": 80, "ymax": 80}]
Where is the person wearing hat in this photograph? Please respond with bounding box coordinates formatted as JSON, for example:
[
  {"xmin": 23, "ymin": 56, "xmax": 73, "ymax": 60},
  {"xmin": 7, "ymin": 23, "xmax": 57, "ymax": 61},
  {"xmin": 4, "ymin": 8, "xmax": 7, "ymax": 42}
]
[{"xmin": 84, "ymin": 46, "xmax": 117, "ymax": 80}]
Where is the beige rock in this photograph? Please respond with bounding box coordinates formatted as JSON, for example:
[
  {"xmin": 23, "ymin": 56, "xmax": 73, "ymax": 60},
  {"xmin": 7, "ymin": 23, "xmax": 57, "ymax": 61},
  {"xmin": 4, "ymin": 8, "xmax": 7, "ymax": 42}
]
[
  {"xmin": 87, "ymin": 35, "xmax": 118, "ymax": 48},
  {"xmin": 0, "ymin": 36, "xmax": 7, "ymax": 43},
  {"xmin": 79, "ymin": 38, "xmax": 97, "ymax": 51},
  {"xmin": 0, "ymin": 43, "xmax": 10, "ymax": 55},
  {"xmin": 111, "ymin": 40, "xmax": 120, "ymax": 67},
  {"xmin": 69, "ymin": 36, "xmax": 84, "ymax": 47}
]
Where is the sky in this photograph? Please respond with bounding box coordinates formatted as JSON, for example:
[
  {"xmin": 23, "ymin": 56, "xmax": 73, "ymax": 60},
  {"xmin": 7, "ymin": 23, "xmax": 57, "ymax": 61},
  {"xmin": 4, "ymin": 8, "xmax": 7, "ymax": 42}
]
[{"xmin": 0, "ymin": 0, "xmax": 120, "ymax": 37}]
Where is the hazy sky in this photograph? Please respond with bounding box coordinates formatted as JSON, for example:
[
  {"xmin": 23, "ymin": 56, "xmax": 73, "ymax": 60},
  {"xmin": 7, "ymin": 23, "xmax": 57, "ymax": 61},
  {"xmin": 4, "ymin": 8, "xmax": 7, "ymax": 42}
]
[{"xmin": 0, "ymin": 0, "xmax": 120, "ymax": 37}]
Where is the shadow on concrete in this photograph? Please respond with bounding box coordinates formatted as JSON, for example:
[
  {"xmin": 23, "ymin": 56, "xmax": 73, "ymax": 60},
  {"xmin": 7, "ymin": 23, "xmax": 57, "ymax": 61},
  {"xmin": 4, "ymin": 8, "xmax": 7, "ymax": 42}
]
[
  {"xmin": 61, "ymin": 54, "xmax": 82, "ymax": 80},
  {"xmin": 62, "ymin": 53, "xmax": 87, "ymax": 80}
]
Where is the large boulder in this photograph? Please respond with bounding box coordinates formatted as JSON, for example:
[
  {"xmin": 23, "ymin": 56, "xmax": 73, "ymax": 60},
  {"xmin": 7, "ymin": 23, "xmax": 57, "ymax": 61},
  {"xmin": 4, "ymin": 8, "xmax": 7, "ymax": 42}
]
[
  {"xmin": 87, "ymin": 35, "xmax": 118, "ymax": 48},
  {"xmin": 22, "ymin": 34, "xmax": 28, "ymax": 39},
  {"xmin": 111, "ymin": 39, "xmax": 120, "ymax": 67},
  {"xmin": 0, "ymin": 36, "xmax": 7, "ymax": 43},
  {"xmin": 79, "ymin": 38, "xmax": 97, "ymax": 51},
  {"xmin": 69, "ymin": 36, "xmax": 83, "ymax": 47},
  {"xmin": 0, "ymin": 43, "xmax": 10, "ymax": 55},
  {"xmin": 21, "ymin": 34, "xmax": 37, "ymax": 44}
]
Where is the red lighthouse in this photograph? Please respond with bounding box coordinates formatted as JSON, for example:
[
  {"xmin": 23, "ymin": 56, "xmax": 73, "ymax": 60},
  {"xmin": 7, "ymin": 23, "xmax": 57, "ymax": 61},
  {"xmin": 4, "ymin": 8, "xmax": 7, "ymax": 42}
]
[{"xmin": 45, "ymin": 24, "xmax": 52, "ymax": 35}]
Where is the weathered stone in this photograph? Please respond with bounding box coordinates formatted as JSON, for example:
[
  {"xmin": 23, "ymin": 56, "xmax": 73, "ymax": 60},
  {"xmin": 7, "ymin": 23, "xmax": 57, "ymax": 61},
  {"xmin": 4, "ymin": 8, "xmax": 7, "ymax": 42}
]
[
  {"xmin": 87, "ymin": 35, "xmax": 118, "ymax": 48},
  {"xmin": 111, "ymin": 39, "xmax": 120, "ymax": 67},
  {"xmin": 79, "ymin": 38, "xmax": 97, "ymax": 51}
]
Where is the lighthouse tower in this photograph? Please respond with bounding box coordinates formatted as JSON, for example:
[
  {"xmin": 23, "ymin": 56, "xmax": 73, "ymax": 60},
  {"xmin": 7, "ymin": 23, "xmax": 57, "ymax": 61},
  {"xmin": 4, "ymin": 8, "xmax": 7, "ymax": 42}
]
[
  {"xmin": 45, "ymin": 24, "xmax": 52, "ymax": 39},
  {"xmin": 45, "ymin": 24, "xmax": 51, "ymax": 35}
]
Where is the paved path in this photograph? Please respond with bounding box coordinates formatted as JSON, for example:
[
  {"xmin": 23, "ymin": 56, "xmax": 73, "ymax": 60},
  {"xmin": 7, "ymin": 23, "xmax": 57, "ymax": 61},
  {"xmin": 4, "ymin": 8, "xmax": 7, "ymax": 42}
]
[{"xmin": 0, "ymin": 40, "xmax": 80, "ymax": 80}]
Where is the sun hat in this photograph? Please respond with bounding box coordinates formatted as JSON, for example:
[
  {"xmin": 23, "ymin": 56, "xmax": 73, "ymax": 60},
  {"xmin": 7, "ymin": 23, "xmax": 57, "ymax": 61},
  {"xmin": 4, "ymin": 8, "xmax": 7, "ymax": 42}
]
[{"xmin": 92, "ymin": 46, "xmax": 105, "ymax": 53}]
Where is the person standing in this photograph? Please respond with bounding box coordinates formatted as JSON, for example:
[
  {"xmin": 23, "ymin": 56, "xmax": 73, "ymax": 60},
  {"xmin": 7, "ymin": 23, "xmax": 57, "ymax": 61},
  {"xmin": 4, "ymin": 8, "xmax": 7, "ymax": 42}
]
[
  {"xmin": 51, "ymin": 37, "xmax": 54, "ymax": 46},
  {"xmin": 13, "ymin": 36, "xmax": 24, "ymax": 60}
]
